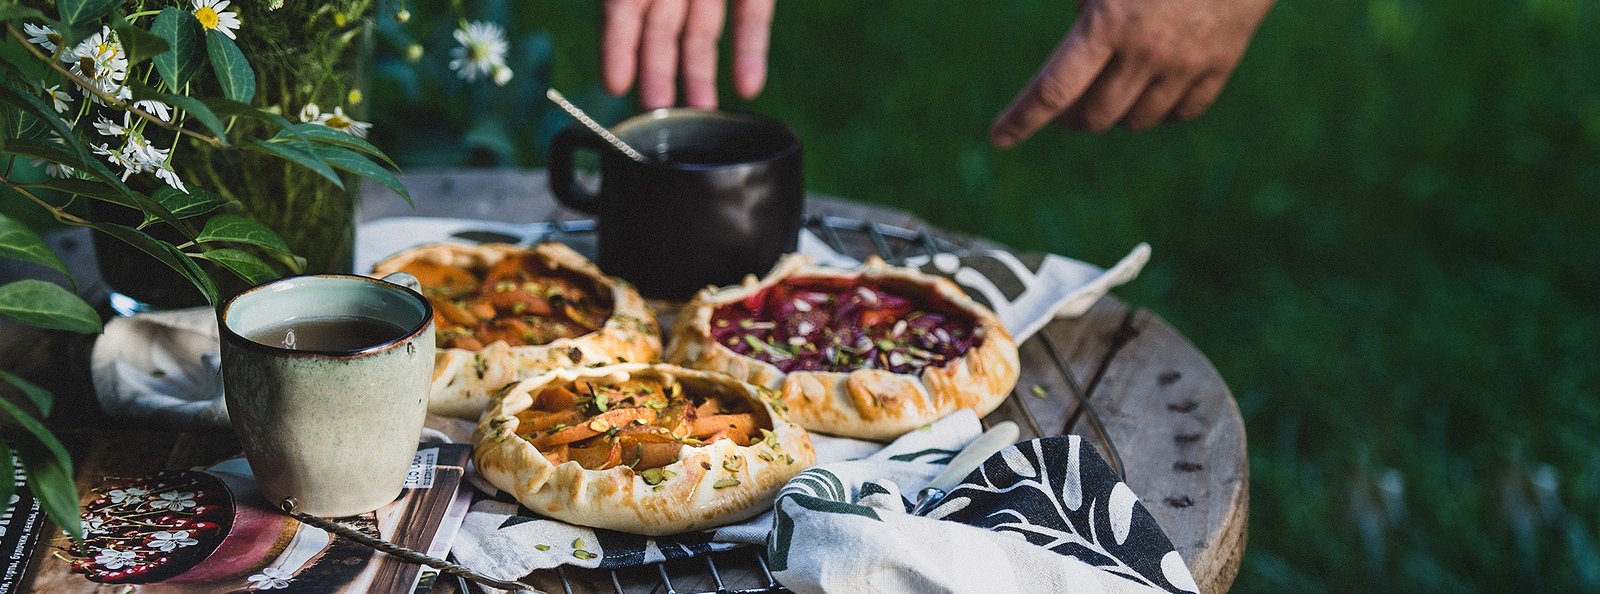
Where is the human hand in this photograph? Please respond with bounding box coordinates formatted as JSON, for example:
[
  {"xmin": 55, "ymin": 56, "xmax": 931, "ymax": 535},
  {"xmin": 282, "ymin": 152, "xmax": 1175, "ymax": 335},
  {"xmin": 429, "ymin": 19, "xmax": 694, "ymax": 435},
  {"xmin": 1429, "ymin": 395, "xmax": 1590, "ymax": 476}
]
[
  {"xmin": 989, "ymin": 0, "xmax": 1274, "ymax": 147},
  {"xmin": 600, "ymin": 0, "xmax": 776, "ymax": 109}
]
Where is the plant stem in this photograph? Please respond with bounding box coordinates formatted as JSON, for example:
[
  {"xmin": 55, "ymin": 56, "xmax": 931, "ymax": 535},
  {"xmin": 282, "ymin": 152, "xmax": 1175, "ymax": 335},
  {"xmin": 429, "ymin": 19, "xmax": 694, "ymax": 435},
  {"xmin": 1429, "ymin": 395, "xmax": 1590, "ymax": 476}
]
[
  {"xmin": 5, "ymin": 24, "xmax": 224, "ymax": 148},
  {"xmin": 0, "ymin": 177, "xmax": 93, "ymax": 226}
]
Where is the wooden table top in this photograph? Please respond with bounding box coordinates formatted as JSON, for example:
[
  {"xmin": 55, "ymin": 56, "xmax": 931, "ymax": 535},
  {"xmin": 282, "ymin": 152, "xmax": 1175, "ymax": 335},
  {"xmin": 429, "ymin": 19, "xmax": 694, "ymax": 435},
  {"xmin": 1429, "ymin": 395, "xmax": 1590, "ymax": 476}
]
[{"xmin": 4, "ymin": 169, "xmax": 1246, "ymax": 593}]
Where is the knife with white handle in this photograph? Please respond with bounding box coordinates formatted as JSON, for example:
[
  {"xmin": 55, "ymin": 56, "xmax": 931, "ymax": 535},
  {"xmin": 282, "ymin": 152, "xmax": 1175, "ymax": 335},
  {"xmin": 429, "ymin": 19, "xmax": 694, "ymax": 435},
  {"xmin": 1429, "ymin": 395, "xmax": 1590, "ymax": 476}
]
[{"xmin": 910, "ymin": 421, "xmax": 1020, "ymax": 515}]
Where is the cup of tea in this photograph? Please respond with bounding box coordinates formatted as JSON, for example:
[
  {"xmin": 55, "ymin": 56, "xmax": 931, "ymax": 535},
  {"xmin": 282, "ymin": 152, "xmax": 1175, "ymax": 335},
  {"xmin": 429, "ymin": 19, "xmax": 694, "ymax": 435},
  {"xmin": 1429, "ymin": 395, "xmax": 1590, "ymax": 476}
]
[
  {"xmin": 218, "ymin": 273, "xmax": 434, "ymax": 517},
  {"xmin": 548, "ymin": 108, "xmax": 804, "ymax": 300}
]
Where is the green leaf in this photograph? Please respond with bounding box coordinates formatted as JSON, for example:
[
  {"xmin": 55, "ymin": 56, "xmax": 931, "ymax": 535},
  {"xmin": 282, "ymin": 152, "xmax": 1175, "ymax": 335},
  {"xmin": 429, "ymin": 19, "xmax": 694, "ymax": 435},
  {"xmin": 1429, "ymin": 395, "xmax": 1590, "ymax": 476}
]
[
  {"xmin": 246, "ymin": 139, "xmax": 343, "ymax": 189},
  {"xmin": 150, "ymin": 8, "xmax": 205, "ymax": 90},
  {"xmin": 161, "ymin": 93, "xmax": 227, "ymax": 142},
  {"xmin": 91, "ymin": 223, "xmax": 218, "ymax": 305},
  {"xmin": 0, "ymin": 213, "xmax": 69, "ymax": 277},
  {"xmin": 112, "ymin": 20, "xmax": 170, "ymax": 66},
  {"xmin": 3, "ymin": 141, "xmax": 192, "ymax": 237},
  {"xmin": 0, "ymin": 280, "xmax": 101, "ymax": 333},
  {"xmin": 4, "ymin": 406, "xmax": 82, "ymax": 540},
  {"xmin": 193, "ymin": 248, "xmax": 277, "ymax": 285},
  {"xmin": 204, "ymin": 98, "xmax": 306, "ymax": 143},
  {"xmin": 196, "ymin": 214, "xmax": 292, "ymax": 255},
  {"xmin": 0, "ymin": 442, "xmax": 14, "ymax": 528},
  {"xmin": 56, "ymin": 0, "xmax": 119, "ymax": 26},
  {"xmin": 0, "ymin": 6, "xmax": 48, "ymax": 23},
  {"xmin": 1, "ymin": 369, "xmax": 53, "ymax": 417},
  {"xmin": 204, "ymin": 30, "xmax": 255, "ymax": 103},
  {"xmin": 154, "ymin": 186, "xmax": 228, "ymax": 219},
  {"xmin": 25, "ymin": 176, "xmax": 133, "ymax": 205},
  {"xmin": 0, "ymin": 80, "xmax": 92, "ymax": 162},
  {"xmin": 307, "ymin": 145, "xmax": 410, "ymax": 205},
  {"xmin": 275, "ymin": 124, "xmax": 399, "ymax": 169}
]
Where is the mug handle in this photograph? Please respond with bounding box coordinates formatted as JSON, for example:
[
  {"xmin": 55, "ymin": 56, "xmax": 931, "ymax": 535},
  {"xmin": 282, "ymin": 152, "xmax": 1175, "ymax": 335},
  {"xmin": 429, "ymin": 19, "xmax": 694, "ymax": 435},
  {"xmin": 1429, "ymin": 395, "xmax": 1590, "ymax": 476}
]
[
  {"xmin": 381, "ymin": 271, "xmax": 422, "ymax": 293},
  {"xmin": 548, "ymin": 126, "xmax": 605, "ymax": 215}
]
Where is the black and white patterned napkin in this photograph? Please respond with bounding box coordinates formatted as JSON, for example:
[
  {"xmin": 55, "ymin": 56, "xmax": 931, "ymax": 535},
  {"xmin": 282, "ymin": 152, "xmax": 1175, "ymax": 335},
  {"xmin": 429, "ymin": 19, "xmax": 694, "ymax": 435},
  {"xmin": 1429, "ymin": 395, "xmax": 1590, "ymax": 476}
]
[{"xmin": 453, "ymin": 411, "xmax": 1197, "ymax": 593}]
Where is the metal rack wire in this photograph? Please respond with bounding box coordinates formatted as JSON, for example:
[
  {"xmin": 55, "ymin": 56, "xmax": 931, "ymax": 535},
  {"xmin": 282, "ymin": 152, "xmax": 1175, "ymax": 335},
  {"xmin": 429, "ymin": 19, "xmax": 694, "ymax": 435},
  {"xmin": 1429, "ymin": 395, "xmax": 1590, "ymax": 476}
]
[{"xmin": 459, "ymin": 215, "xmax": 1126, "ymax": 594}]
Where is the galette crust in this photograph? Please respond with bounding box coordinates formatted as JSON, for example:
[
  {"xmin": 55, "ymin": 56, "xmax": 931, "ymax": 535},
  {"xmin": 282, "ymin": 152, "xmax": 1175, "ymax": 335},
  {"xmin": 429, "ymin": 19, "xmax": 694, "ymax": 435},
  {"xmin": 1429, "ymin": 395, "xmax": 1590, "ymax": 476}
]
[
  {"xmin": 472, "ymin": 363, "xmax": 816, "ymax": 535},
  {"xmin": 665, "ymin": 254, "xmax": 1020, "ymax": 441},
  {"xmin": 372, "ymin": 243, "xmax": 661, "ymax": 419}
]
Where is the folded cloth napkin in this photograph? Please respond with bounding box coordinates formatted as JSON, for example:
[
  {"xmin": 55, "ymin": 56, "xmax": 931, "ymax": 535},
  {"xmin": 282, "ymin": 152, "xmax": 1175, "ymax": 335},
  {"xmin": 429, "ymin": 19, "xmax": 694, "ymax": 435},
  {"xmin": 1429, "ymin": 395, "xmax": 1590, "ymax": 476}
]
[
  {"xmin": 92, "ymin": 217, "xmax": 1147, "ymax": 428},
  {"xmin": 454, "ymin": 410, "xmax": 1198, "ymax": 594}
]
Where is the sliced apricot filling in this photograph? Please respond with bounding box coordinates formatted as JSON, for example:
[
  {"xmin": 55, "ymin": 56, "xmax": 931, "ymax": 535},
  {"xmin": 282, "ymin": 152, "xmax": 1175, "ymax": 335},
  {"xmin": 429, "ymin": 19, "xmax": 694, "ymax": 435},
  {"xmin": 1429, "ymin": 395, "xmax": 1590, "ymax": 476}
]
[
  {"xmin": 512, "ymin": 377, "xmax": 773, "ymax": 471},
  {"xmin": 396, "ymin": 253, "xmax": 613, "ymax": 350}
]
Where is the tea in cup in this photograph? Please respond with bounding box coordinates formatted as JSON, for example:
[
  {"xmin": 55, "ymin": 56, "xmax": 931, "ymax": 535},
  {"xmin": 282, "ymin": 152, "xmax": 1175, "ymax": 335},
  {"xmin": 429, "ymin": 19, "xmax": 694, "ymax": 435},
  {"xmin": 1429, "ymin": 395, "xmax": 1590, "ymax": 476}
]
[{"xmin": 218, "ymin": 273, "xmax": 434, "ymax": 517}]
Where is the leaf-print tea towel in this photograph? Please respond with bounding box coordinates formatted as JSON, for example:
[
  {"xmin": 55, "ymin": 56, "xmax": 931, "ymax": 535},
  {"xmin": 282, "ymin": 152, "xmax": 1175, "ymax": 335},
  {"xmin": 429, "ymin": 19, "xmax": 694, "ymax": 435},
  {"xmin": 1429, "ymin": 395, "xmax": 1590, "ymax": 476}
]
[{"xmin": 453, "ymin": 410, "xmax": 1198, "ymax": 593}]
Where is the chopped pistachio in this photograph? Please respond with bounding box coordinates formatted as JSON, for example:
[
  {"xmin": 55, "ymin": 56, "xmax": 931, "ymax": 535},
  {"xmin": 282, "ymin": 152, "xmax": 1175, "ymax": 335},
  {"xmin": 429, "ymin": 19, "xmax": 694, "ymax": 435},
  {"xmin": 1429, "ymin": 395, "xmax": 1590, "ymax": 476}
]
[
  {"xmin": 1031, "ymin": 384, "xmax": 1048, "ymax": 399},
  {"xmin": 712, "ymin": 478, "xmax": 740, "ymax": 489},
  {"xmin": 722, "ymin": 455, "xmax": 743, "ymax": 473},
  {"xmin": 573, "ymin": 550, "xmax": 597, "ymax": 560},
  {"xmin": 535, "ymin": 544, "xmax": 552, "ymax": 551},
  {"xmin": 594, "ymin": 392, "xmax": 610, "ymax": 412},
  {"xmin": 589, "ymin": 419, "xmax": 611, "ymax": 432},
  {"xmin": 782, "ymin": 454, "xmax": 795, "ymax": 465},
  {"xmin": 640, "ymin": 467, "xmax": 676, "ymax": 485},
  {"xmin": 573, "ymin": 538, "xmax": 585, "ymax": 549},
  {"xmin": 758, "ymin": 450, "xmax": 775, "ymax": 462},
  {"xmin": 760, "ymin": 428, "xmax": 779, "ymax": 449}
]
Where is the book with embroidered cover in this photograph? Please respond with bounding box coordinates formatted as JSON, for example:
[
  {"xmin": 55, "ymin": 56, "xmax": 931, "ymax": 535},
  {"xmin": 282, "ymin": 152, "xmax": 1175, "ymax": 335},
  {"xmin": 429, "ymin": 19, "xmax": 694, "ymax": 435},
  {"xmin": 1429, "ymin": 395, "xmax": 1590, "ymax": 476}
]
[{"xmin": 50, "ymin": 443, "xmax": 471, "ymax": 593}]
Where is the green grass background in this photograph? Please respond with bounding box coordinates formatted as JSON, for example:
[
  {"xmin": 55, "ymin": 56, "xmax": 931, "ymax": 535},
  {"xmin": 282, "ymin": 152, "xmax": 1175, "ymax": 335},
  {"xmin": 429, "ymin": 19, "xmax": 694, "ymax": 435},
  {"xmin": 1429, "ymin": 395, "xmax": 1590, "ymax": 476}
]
[
  {"xmin": 3, "ymin": 0, "xmax": 1594, "ymax": 589},
  {"xmin": 393, "ymin": 0, "xmax": 1597, "ymax": 590},
  {"xmin": 458, "ymin": 1, "xmax": 1600, "ymax": 590}
]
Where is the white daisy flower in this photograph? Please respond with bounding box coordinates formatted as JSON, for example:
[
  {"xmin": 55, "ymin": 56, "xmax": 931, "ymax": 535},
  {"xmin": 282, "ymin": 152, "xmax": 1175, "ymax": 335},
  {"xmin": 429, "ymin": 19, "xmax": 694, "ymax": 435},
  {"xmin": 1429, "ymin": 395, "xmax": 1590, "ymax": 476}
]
[
  {"xmin": 298, "ymin": 102, "xmax": 323, "ymax": 123},
  {"xmin": 300, "ymin": 103, "xmax": 373, "ymax": 138},
  {"xmin": 449, "ymin": 21, "xmax": 511, "ymax": 86},
  {"xmin": 192, "ymin": 0, "xmax": 243, "ymax": 40},
  {"xmin": 93, "ymin": 114, "xmax": 130, "ymax": 138},
  {"xmin": 31, "ymin": 137, "xmax": 77, "ymax": 178},
  {"xmin": 123, "ymin": 135, "xmax": 170, "ymax": 171},
  {"xmin": 65, "ymin": 27, "xmax": 129, "ymax": 104},
  {"xmin": 23, "ymin": 23, "xmax": 59, "ymax": 53},
  {"xmin": 93, "ymin": 143, "xmax": 140, "ymax": 181},
  {"xmin": 45, "ymin": 162, "xmax": 78, "ymax": 178},
  {"xmin": 246, "ymin": 566, "xmax": 294, "ymax": 590},
  {"xmin": 42, "ymin": 83, "xmax": 72, "ymax": 113},
  {"xmin": 150, "ymin": 490, "xmax": 196, "ymax": 511},
  {"xmin": 155, "ymin": 161, "xmax": 188, "ymax": 193},
  {"xmin": 319, "ymin": 106, "xmax": 372, "ymax": 138},
  {"xmin": 94, "ymin": 548, "xmax": 137, "ymax": 570},
  {"xmin": 149, "ymin": 530, "xmax": 199, "ymax": 552},
  {"xmin": 106, "ymin": 487, "xmax": 150, "ymax": 504},
  {"xmin": 134, "ymin": 99, "xmax": 172, "ymax": 122}
]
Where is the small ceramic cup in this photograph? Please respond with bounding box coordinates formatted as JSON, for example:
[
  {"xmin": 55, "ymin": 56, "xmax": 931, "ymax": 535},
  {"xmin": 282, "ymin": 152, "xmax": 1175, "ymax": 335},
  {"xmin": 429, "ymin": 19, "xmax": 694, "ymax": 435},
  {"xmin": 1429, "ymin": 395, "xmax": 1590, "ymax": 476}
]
[{"xmin": 218, "ymin": 273, "xmax": 434, "ymax": 517}]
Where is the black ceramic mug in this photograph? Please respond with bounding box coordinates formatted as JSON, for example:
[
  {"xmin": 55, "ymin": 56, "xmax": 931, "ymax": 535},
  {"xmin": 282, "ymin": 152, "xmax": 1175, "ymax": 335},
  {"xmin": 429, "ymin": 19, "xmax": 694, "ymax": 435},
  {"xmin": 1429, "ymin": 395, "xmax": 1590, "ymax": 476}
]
[{"xmin": 549, "ymin": 108, "xmax": 804, "ymax": 300}]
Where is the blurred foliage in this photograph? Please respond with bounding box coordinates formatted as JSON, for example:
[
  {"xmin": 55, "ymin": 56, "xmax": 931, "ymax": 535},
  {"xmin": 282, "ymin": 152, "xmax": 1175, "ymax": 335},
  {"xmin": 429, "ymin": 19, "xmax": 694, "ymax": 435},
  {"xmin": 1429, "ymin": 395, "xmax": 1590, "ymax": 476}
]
[
  {"xmin": 368, "ymin": 0, "xmax": 627, "ymax": 167},
  {"xmin": 372, "ymin": 0, "xmax": 1600, "ymax": 590}
]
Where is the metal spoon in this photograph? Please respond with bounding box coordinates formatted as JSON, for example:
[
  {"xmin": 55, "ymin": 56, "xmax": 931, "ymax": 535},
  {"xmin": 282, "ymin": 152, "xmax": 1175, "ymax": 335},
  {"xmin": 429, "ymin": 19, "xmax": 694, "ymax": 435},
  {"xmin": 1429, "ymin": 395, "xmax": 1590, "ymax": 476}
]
[{"xmin": 545, "ymin": 88, "xmax": 649, "ymax": 163}]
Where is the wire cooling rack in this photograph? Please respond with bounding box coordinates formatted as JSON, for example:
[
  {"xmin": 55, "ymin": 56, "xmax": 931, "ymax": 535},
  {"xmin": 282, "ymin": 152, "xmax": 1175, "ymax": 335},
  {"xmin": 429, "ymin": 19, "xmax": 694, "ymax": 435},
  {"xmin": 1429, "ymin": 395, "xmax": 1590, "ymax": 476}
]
[{"xmin": 452, "ymin": 214, "xmax": 1127, "ymax": 594}]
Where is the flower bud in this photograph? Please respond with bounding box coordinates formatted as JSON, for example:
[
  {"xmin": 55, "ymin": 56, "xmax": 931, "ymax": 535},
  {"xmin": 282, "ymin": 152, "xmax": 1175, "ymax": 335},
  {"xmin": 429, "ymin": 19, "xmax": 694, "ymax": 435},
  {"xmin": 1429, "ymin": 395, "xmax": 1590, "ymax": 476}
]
[
  {"xmin": 405, "ymin": 44, "xmax": 424, "ymax": 62},
  {"xmin": 396, "ymin": 9, "xmax": 411, "ymax": 24}
]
